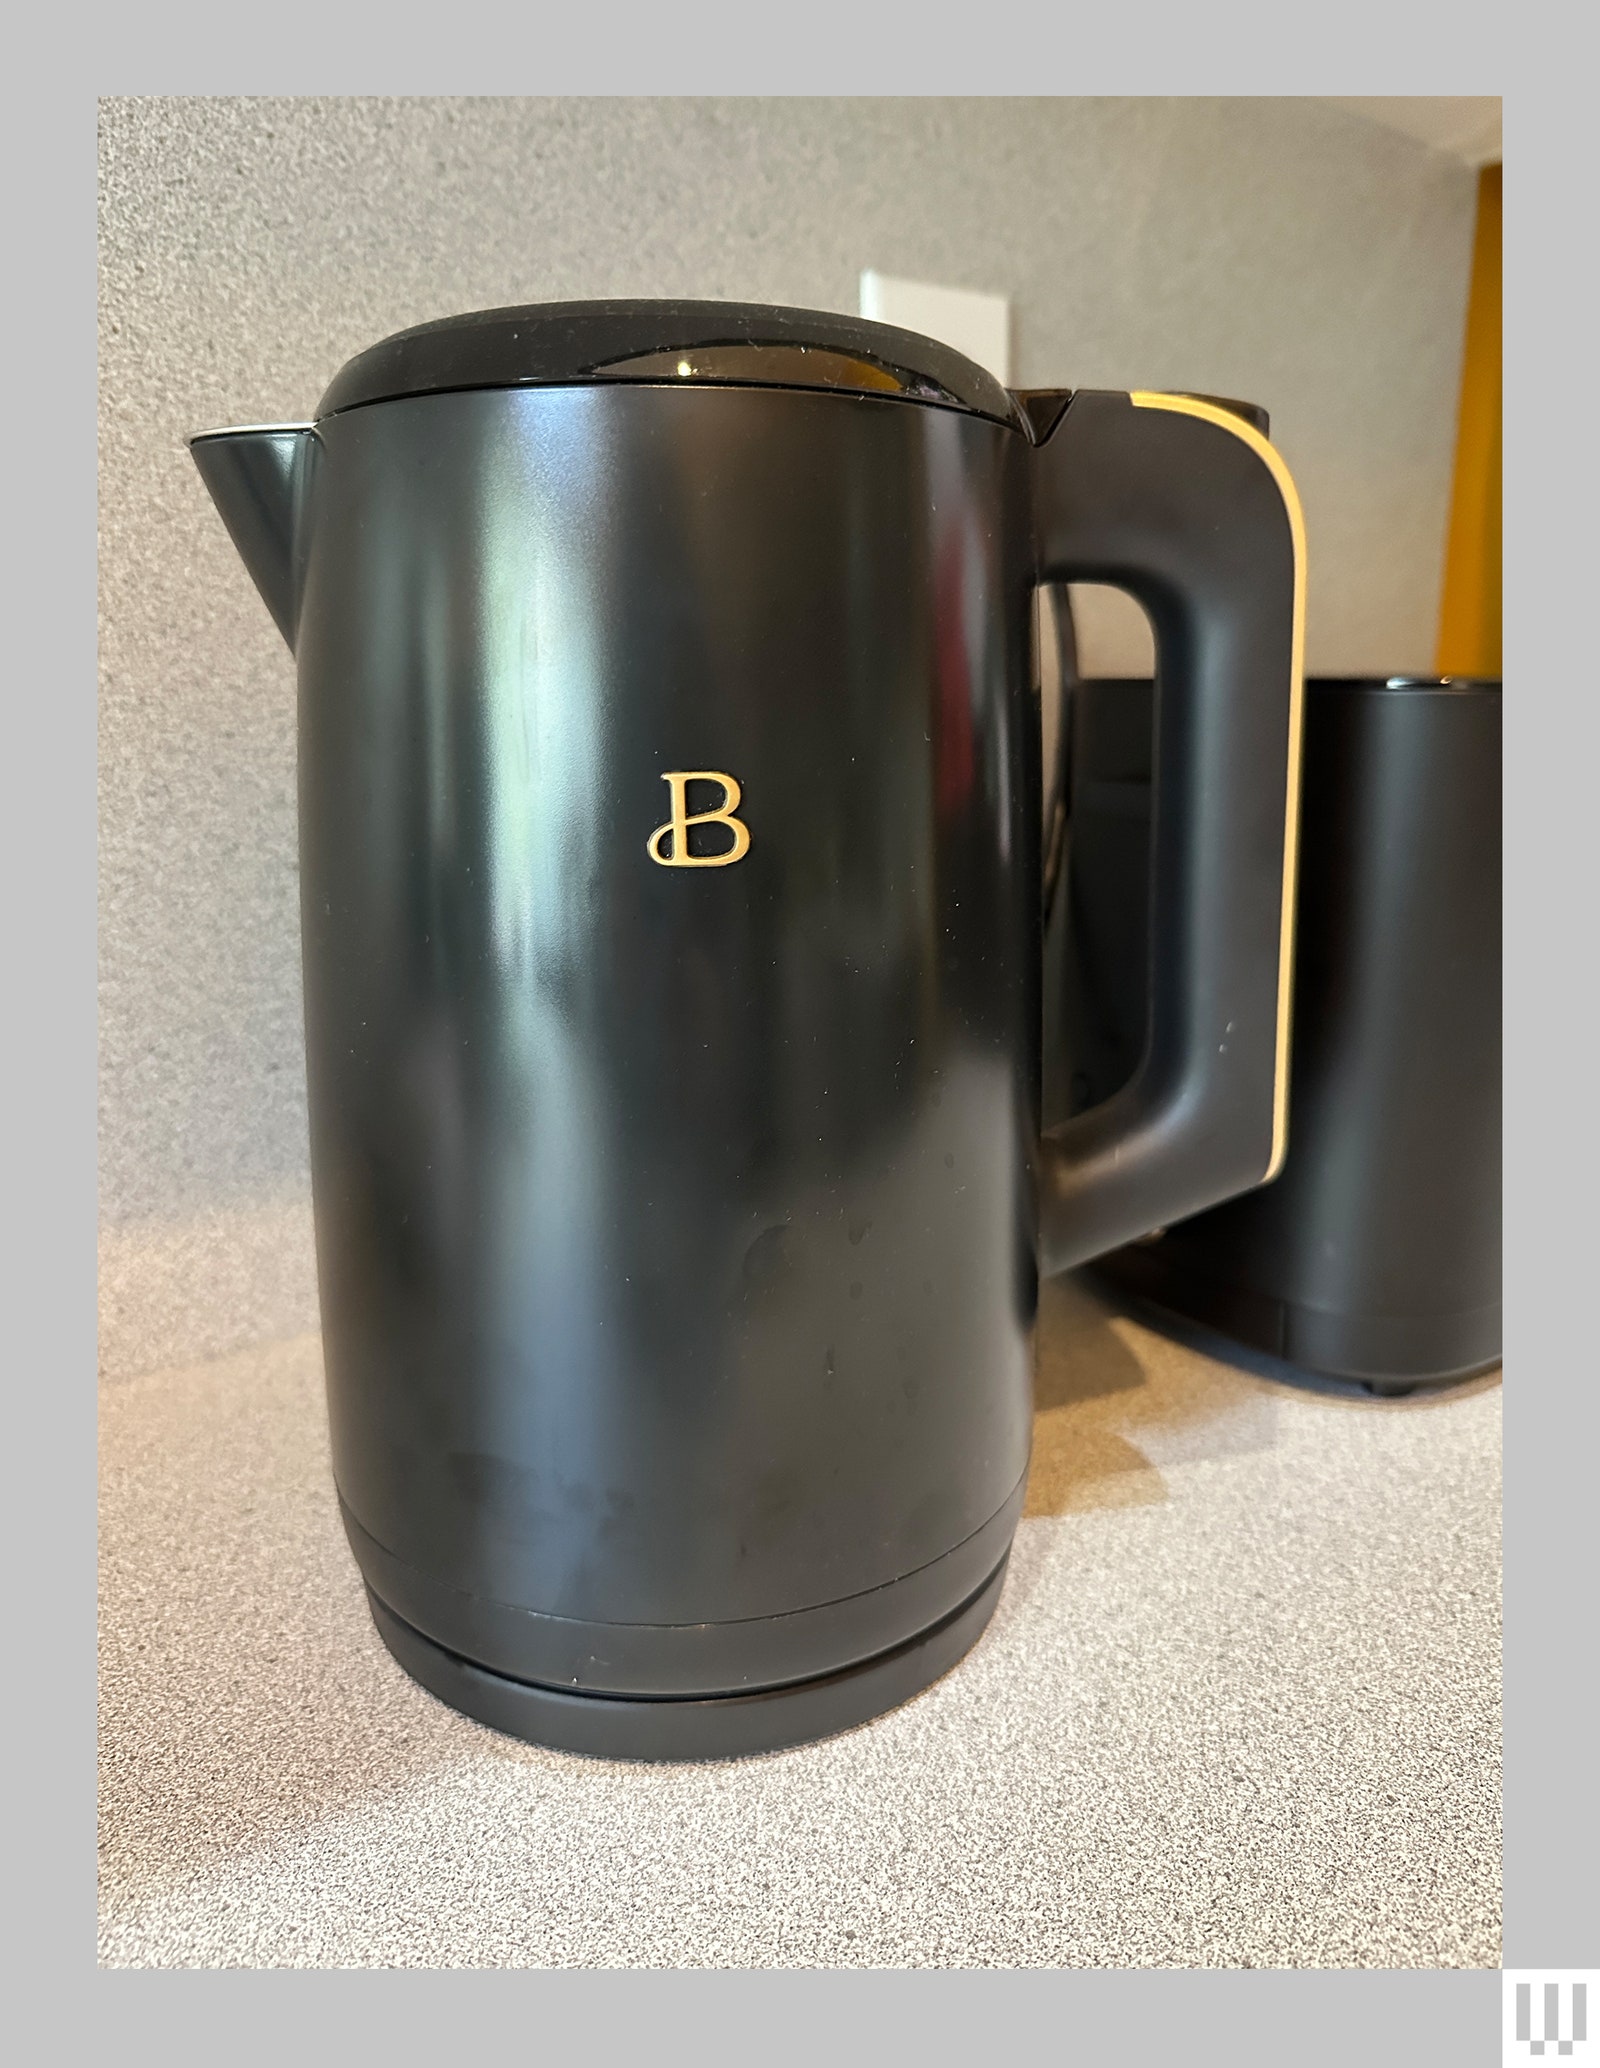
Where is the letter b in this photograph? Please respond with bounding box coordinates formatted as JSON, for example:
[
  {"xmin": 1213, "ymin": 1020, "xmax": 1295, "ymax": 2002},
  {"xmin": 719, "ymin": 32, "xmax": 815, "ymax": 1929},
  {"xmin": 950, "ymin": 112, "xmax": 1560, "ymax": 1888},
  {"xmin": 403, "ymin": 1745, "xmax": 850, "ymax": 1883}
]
[{"xmin": 647, "ymin": 771, "xmax": 751, "ymax": 868}]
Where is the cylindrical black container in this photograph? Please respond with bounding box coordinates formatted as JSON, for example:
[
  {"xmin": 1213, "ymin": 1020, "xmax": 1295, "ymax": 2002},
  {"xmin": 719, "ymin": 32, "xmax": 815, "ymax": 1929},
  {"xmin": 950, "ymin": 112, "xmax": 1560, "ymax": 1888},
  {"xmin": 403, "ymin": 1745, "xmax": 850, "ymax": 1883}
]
[
  {"xmin": 1072, "ymin": 676, "xmax": 1503, "ymax": 1391},
  {"xmin": 303, "ymin": 378, "xmax": 1042, "ymax": 1748},
  {"xmin": 192, "ymin": 304, "xmax": 1306, "ymax": 1756}
]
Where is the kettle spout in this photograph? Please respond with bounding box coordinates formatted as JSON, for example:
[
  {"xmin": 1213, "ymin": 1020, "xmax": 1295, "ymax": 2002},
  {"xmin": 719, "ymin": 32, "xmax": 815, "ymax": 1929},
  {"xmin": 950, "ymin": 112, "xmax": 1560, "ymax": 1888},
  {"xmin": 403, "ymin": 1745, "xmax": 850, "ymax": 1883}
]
[{"xmin": 190, "ymin": 423, "xmax": 317, "ymax": 651}]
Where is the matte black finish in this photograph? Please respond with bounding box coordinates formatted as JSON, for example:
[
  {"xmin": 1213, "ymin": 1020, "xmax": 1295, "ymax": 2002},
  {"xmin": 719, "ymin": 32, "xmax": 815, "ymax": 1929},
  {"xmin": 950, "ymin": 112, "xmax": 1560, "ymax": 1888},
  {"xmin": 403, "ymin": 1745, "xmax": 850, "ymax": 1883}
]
[
  {"xmin": 191, "ymin": 302, "xmax": 1302, "ymax": 1757},
  {"xmin": 366, "ymin": 1556, "xmax": 1010, "ymax": 1763},
  {"xmin": 297, "ymin": 383, "xmax": 1039, "ymax": 1659},
  {"xmin": 1043, "ymin": 677, "xmax": 1157, "ymax": 1131},
  {"xmin": 1070, "ymin": 677, "xmax": 1503, "ymax": 1389},
  {"xmin": 189, "ymin": 426, "xmax": 315, "ymax": 648},
  {"xmin": 1033, "ymin": 396, "xmax": 1299, "ymax": 1270},
  {"xmin": 341, "ymin": 1481, "xmax": 1025, "ymax": 1697},
  {"xmin": 1015, "ymin": 388, "xmax": 1076, "ymax": 447},
  {"xmin": 316, "ymin": 298, "xmax": 1023, "ymax": 428}
]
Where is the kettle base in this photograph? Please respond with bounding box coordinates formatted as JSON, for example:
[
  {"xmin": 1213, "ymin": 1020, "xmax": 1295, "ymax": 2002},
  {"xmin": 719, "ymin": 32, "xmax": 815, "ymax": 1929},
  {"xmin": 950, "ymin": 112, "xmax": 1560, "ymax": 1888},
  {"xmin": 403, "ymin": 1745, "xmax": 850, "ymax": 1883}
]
[{"xmin": 364, "ymin": 1558, "xmax": 1008, "ymax": 1763}]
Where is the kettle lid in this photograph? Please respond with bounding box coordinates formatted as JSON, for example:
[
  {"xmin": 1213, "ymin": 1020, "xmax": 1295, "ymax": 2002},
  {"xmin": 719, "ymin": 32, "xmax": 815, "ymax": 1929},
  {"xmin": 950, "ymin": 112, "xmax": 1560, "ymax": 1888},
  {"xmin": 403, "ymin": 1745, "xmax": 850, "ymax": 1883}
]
[{"xmin": 315, "ymin": 299, "xmax": 1023, "ymax": 427}]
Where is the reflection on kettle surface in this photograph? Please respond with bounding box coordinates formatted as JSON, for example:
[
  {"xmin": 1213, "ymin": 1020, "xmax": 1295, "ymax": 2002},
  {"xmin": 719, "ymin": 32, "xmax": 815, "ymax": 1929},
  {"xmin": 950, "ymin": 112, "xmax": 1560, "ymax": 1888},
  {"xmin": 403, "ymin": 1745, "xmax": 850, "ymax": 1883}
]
[{"xmin": 299, "ymin": 384, "xmax": 1038, "ymax": 1625}]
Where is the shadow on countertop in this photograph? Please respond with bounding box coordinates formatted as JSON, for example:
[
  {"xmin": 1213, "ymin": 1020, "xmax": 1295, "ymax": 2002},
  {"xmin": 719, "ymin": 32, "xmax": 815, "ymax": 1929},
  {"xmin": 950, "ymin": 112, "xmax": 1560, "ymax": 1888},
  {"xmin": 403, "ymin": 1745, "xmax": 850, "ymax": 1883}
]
[{"xmin": 1024, "ymin": 1269, "xmax": 1501, "ymax": 1520}]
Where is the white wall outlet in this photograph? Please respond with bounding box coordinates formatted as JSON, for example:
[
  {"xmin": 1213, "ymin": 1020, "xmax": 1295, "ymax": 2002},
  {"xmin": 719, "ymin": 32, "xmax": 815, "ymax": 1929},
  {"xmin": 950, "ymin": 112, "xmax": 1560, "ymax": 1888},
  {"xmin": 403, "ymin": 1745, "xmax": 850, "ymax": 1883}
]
[{"xmin": 859, "ymin": 271, "xmax": 1011, "ymax": 386}]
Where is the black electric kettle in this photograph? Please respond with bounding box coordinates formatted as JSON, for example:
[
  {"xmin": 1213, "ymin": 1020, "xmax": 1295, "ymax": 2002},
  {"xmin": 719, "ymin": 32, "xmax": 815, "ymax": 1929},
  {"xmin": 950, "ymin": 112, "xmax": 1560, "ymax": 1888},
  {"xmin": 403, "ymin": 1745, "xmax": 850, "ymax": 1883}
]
[{"xmin": 192, "ymin": 301, "xmax": 1304, "ymax": 1759}]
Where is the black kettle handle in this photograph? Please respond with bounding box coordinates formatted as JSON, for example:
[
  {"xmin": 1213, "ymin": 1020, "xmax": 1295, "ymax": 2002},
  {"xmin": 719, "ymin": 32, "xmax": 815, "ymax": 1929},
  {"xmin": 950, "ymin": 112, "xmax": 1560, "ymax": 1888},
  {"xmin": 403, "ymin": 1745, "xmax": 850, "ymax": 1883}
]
[{"xmin": 1031, "ymin": 388, "xmax": 1306, "ymax": 1273}]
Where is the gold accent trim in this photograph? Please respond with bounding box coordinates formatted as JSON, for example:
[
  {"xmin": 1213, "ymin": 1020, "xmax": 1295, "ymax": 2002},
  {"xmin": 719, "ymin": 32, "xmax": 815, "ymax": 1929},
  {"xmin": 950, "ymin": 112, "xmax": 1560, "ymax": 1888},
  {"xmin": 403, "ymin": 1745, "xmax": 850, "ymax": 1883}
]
[
  {"xmin": 647, "ymin": 771, "xmax": 752, "ymax": 868},
  {"xmin": 1129, "ymin": 390, "xmax": 1307, "ymax": 1182}
]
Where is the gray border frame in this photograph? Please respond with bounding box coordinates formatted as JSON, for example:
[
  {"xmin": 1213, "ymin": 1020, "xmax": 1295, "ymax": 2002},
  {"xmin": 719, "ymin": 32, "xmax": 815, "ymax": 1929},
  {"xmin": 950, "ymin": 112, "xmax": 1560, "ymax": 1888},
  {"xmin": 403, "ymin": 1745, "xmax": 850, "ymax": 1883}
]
[
  {"xmin": 54, "ymin": 38, "xmax": 1583, "ymax": 2068},
  {"xmin": 1499, "ymin": 74, "xmax": 1595, "ymax": 1971}
]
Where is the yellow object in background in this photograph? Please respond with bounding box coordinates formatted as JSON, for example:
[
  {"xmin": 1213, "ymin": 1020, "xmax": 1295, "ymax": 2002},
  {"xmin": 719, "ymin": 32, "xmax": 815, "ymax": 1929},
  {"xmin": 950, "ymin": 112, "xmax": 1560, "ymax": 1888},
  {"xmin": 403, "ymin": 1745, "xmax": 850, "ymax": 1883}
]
[{"xmin": 1437, "ymin": 163, "xmax": 1502, "ymax": 677}]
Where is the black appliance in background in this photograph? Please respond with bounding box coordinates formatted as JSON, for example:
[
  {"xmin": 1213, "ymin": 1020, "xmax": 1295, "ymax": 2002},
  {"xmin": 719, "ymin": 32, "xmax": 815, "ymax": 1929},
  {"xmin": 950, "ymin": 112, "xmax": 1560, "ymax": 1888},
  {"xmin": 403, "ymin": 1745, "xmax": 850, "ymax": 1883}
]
[{"xmin": 1046, "ymin": 672, "xmax": 1502, "ymax": 1394}]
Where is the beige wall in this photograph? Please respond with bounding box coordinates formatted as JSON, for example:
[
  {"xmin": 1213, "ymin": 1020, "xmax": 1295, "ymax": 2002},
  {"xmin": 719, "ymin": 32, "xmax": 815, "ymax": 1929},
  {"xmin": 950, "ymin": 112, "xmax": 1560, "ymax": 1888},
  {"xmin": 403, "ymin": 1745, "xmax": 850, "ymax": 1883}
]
[{"xmin": 97, "ymin": 96, "xmax": 1478, "ymax": 1378}]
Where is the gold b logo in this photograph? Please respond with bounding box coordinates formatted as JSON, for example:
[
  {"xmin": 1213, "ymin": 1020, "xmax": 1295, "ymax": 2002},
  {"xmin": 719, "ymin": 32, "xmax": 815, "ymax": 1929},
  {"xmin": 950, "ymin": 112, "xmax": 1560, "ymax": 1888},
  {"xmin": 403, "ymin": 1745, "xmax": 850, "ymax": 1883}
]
[{"xmin": 646, "ymin": 771, "xmax": 751, "ymax": 868}]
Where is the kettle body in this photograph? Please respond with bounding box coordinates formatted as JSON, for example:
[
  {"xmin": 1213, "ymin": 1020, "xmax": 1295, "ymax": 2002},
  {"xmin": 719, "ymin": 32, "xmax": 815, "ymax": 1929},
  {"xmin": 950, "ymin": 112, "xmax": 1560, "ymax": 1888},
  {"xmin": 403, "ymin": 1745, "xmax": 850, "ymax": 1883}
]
[{"xmin": 193, "ymin": 302, "xmax": 1305, "ymax": 1758}]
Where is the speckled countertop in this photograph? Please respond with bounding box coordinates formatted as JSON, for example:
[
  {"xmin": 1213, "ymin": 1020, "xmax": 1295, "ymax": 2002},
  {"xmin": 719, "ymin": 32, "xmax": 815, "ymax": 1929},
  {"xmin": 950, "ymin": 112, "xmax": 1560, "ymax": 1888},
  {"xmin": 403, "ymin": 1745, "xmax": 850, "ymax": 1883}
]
[{"xmin": 97, "ymin": 1272, "xmax": 1501, "ymax": 1969}]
